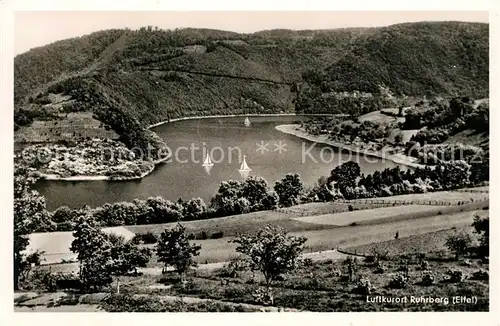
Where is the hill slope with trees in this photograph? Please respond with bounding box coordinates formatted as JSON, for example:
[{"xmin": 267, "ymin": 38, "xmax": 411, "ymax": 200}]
[{"xmin": 14, "ymin": 22, "xmax": 489, "ymax": 160}]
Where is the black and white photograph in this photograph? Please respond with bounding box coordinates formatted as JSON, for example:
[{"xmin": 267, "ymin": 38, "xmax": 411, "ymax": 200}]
[{"xmin": 7, "ymin": 8, "xmax": 493, "ymax": 315}]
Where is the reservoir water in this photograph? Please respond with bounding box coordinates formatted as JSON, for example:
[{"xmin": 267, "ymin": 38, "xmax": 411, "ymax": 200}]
[{"xmin": 34, "ymin": 115, "xmax": 404, "ymax": 210}]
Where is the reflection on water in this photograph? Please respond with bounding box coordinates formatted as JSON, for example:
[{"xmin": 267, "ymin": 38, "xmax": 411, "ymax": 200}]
[{"xmin": 34, "ymin": 115, "xmax": 405, "ymax": 210}]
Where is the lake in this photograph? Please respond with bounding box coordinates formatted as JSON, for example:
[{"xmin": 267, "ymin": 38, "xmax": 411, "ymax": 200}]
[{"xmin": 34, "ymin": 115, "xmax": 404, "ymax": 210}]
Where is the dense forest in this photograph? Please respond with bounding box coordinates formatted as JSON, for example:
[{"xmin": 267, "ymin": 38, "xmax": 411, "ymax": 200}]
[{"xmin": 15, "ymin": 22, "xmax": 489, "ymax": 142}]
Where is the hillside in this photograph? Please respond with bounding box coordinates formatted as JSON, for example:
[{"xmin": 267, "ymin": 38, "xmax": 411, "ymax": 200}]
[{"xmin": 14, "ymin": 22, "xmax": 489, "ymax": 151}]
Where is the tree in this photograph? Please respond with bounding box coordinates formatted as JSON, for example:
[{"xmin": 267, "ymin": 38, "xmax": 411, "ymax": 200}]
[
  {"xmin": 445, "ymin": 231, "xmax": 473, "ymax": 260},
  {"xmin": 241, "ymin": 177, "xmax": 270, "ymax": 210},
  {"xmin": 147, "ymin": 197, "xmax": 183, "ymax": 223},
  {"xmin": 328, "ymin": 161, "xmax": 361, "ymax": 196},
  {"xmin": 437, "ymin": 160, "xmax": 471, "ymax": 190},
  {"xmin": 107, "ymin": 235, "xmax": 152, "ymax": 293},
  {"xmin": 346, "ymin": 256, "xmax": 359, "ymax": 282},
  {"xmin": 274, "ymin": 173, "xmax": 305, "ymax": 207},
  {"xmin": 131, "ymin": 198, "xmax": 154, "ymax": 225},
  {"xmin": 13, "ymin": 165, "xmax": 53, "ymax": 290},
  {"xmin": 52, "ymin": 206, "xmax": 74, "ymax": 223},
  {"xmin": 182, "ymin": 197, "xmax": 207, "ymax": 220},
  {"xmin": 450, "ymin": 97, "xmax": 473, "ymax": 118},
  {"xmin": 260, "ymin": 191, "xmax": 279, "ymax": 210},
  {"xmin": 156, "ymin": 223, "xmax": 201, "ymax": 281},
  {"xmin": 110, "ymin": 202, "xmax": 140, "ymax": 225},
  {"xmin": 70, "ymin": 215, "xmax": 114, "ymax": 292},
  {"xmin": 19, "ymin": 250, "xmax": 45, "ymax": 282},
  {"xmin": 210, "ymin": 178, "xmax": 274, "ymax": 215},
  {"xmin": 210, "ymin": 180, "xmax": 244, "ymax": 216},
  {"xmin": 232, "ymin": 225, "xmax": 307, "ymax": 304}
]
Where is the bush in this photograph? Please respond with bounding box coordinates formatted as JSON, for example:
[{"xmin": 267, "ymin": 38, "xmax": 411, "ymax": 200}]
[
  {"xmin": 445, "ymin": 232, "xmax": 473, "ymax": 260},
  {"xmin": 471, "ymin": 269, "xmax": 489, "ymax": 281},
  {"xmin": 54, "ymin": 272, "xmax": 82, "ymax": 291},
  {"xmin": 131, "ymin": 232, "xmax": 158, "ymax": 244},
  {"xmin": 348, "ymin": 205, "xmax": 354, "ymax": 212},
  {"xmin": 18, "ymin": 269, "xmax": 51, "ymax": 291},
  {"xmin": 195, "ymin": 231, "xmax": 208, "ymax": 240},
  {"xmin": 158, "ymin": 273, "xmax": 181, "ymax": 285},
  {"xmin": 389, "ymin": 273, "xmax": 410, "ymax": 289},
  {"xmin": 219, "ymin": 257, "xmax": 249, "ymax": 278},
  {"xmin": 252, "ymin": 287, "xmax": 273, "ymax": 305},
  {"xmin": 330, "ymin": 268, "xmax": 343, "ymax": 277},
  {"xmin": 459, "ymin": 258, "xmax": 472, "ymax": 267},
  {"xmin": 210, "ymin": 231, "xmax": 224, "ymax": 239},
  {"xmin": 472, "ymin": 215, "xmax": 489, "ymax": 258},
  {"xmin": 353, "ymin": 277, "xmax": 375, "ymax": 295},
  {"xmin": 398, "ymin": 261, "xmax": 410, "ymax": 276},
  {"xmin": 447, "ymin": 269, "xmax": 464, "ymax": 283},
  {"xmin": 373, "ymin": 261, "xmax": 386, "ymax": 274},
  {"xmin": 421, "ymin": 271, "xmax": 436, "ymax": 286},
  {"xmin": 79, "ymin": 293, "xmax": 111, "ymax": 305},
  {"xmin": 300, "ymin": 258, "xmax": 314, "ymax": 268},
  {"xmin": 101, "ymin": 294, "xmax": 168, "ymax": 312},
  {"xmin": 419, "ymin": 260, "xmax": 430, "ymax": 270}
]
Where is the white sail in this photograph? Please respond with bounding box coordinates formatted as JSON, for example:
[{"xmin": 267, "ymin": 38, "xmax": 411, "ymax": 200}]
[
  {"xmin": 202, "ymin": 153, "xmax": 214, "ymax": 167},
  {"xmin": 203, "ymin": 165, "xmax": 213, "ymax": 175},
  {"xmin": 244, "ymin": 117, "xmax": 251, "ymax": 126},
  {"xmin": 239, "ymin": 155, "xmax": 251, "ymax": 172}
]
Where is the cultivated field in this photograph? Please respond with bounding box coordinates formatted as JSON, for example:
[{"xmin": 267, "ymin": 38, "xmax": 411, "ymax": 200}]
[{"xmin": 15, "ymin": 112, "xmax": 120, "ymax": 143}]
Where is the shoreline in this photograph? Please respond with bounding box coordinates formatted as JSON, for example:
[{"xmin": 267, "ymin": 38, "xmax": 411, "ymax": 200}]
[
  {"xmin": 37, "ymin": 155, "xmax": 169, "ymax": 181},
  {"xmin": 275, "ymin": 124, "xmax": 426, "ymax": 169},
  {"xmin": 148, "ymin": 113, "xmax": 347, "ymax": 129}
]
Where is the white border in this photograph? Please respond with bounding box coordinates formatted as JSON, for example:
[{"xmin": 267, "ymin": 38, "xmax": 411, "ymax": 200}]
[{"xmin": 1, "ymin": 1, "xmax": 498, "ymax": 325}]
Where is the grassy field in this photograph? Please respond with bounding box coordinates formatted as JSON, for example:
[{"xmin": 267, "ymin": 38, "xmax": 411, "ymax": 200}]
[
  {"xmin": 387, "ymin": 128, "xmax": 420, "ymax": 143},
  {"xmin": 126, "ymin": 202, "xmax": 396, "ymax": 238},
  {"xmin": 278, "ymin": 201, "xmax": 392, "ymax": 216},
  {"xmin": 345, "ymin": 191, "xmax": 489, "ymax": 205},
  {"xmin": 357, "ymin": 110, "xmax": 399, "ymax": 124},
  {"xmin": 36, "ymin": 189, "xmax": 489, "ymax": 273},
  {"xmin": 455, "ymin": 186, "xmax": 489, "ymax": 193},
  {"xmin": 294, "ymin": 205, "xmax": 449, "ymax": 226},
  {"xmin": 445, "ymin": 129, "xmax": 488, "ymax": 148},
  {"xmin": 126, "ymin": 210, "xmax": 331, "ymax": 239},
  {"xmin": 344, "ymin": 227, "xmax": 470, "ymax": 257},
  {"xmin": 137, "ymin": 209, "xmax": 488, "ymax": 265},
  {"xmin": 293, "ymin": 209, "xmax": 488, "ymax": 254}
]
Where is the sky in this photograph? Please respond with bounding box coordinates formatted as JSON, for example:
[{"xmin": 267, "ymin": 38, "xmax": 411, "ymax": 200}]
[{"xmin": 14, "ymin": 11, "xmax": 489, "ymax": 55}]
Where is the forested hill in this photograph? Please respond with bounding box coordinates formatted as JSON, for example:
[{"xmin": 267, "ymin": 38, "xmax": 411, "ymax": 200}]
[
  {"xmin": 14, "ymin": 21, "xmax": 488, "ymax": 146},
  {"xmin": 319, "ymin": 22, "xmax": 489, "ymax": 96}
]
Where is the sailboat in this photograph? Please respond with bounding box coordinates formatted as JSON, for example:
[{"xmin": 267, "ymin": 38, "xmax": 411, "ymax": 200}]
[
  {"xmin": 202, "ymin": 153, "xmax": 214, "ymax": 167},
  {"xmin": 244, "ymin": 117, "xmax": 251, "ymax": 127},
  {"xmin": 239, "ymin": 155, "xmax": 251, "ymax": 172}
]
